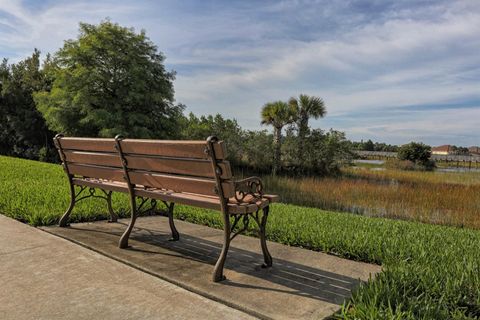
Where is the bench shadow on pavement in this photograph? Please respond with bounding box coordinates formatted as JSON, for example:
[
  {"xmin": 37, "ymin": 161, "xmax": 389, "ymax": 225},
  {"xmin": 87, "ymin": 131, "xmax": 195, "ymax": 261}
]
[{"xmin": 71, "ymin": 221, "xmax": 365, "ymax": 306}]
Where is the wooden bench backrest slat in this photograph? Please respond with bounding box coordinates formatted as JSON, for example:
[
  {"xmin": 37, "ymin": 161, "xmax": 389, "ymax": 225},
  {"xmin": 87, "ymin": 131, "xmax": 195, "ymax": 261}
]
[
  {"xmin": 62, "ymin": 151, "xmax": 232, "ymax": 179},
  {"xmin": 125, "ymin": 156, "xmax": 232, "ymax": 179},
  {"xmin": 59, "ymin": 138, "xmax": 226, "ymax": 159},
  {"xmin": 121, "ymin": 139, "xmax": 226, "ymax": 160},
  {"xmin": 129, "ymin": 171, "xmax": 235, "ymax": 198},
  {"xmin": 63, "ymin": 151, "xmax": 122, "ymax": 168},
  {"xmin": 59, "ymin": 138, "xmax": 116, "ymax": 153},
  {"xmin": 68, "ymin": 164, "xmax": 124, "ymax": 182}
]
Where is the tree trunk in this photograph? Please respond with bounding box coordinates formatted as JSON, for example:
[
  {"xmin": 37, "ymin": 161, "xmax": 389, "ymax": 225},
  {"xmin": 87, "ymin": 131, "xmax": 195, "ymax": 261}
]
[
  {"xmin": 273, "ymin": 126, "xmax": 282, "ymax": 175},
  {"xmin": 298, "ymin": 115, "xmax": 309, "ymax": 171}
]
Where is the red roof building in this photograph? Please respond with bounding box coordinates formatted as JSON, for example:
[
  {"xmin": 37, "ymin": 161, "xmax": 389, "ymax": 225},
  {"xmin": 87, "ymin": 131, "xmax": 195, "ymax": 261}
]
[{"xmin": 431, "ymin": 145, "xmax": 453, "ymax": 155}]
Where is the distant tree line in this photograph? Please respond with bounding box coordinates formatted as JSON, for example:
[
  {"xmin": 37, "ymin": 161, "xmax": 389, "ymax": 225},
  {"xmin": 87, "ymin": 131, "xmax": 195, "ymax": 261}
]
[
  {"xmin": 350, "ymin": 139, "xmax": 399, "ymax": 152},
  {"xmin": 448, "ymin": 146, "xmax": 470, "ymax": 156},
  {"xmin": 0, "ymin": 20, "xmax": 352, "ymax": 176}
]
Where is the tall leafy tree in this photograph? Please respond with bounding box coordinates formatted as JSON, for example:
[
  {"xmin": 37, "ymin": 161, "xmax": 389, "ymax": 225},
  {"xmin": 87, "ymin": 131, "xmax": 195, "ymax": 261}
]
[
  {"xmin": 180, "ymin": 112, "xmax": 245, "ymax": 166},
  {"xmin": 0, "ymin": 59, "xmax": 11, "ymax": 155},
  {"xmin": 35, "ymin": 20, "xmax": 183, "ymax": 138},
  {"xmin": 261, "ymin": 101, "xmax": 295, "ymax": 175},
  {"xmin": 0, "ymin": 50, "xmax": 55, "ymax": 160},
  {"xmin": 289, "ymin": 94, "xmax": 326, "ymax": 168}
]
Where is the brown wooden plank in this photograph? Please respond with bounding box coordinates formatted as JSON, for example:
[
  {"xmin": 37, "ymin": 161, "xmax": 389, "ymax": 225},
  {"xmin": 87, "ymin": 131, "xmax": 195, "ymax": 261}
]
[
  {"xmin": 57, "ymin": 137, "xmax": 226, "ymax": 159},
  {"xmin": 129, "ymin": 171, "xmax": 235, "ymax": 197},
  {"xmin": 64, "ymin": 151, "xmax": 122, "ymax": 167},
  {"xmin": 58, "ymin": 138, "xmax": 116, "ymax": 153},
  {"xmin": 135, "ymin": 188, "xmax": 222, "ymax": 211},
  {"xmin": 72, "ymin": 178, "xmax": 129, "ymax": 193},
  {"xmin": 125, "ymin": 156, "xmax": 232, "ymax": 179},
  {"xmin": 68, "ymin": 164, "xmax": 124, "ymax": 182},
  {"xmin": 120, "ymin": 139, "xmax": 226, "ymax": 159}
]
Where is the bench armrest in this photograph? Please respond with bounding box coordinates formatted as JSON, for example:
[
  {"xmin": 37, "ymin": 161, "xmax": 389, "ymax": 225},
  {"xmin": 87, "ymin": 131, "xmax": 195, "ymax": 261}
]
[{"xmin": 233, "ymin": 176, "xmax": 264, "ymax": 203}]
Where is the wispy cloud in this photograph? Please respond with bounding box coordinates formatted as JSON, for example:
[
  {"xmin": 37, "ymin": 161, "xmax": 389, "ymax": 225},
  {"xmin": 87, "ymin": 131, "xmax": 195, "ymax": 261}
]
[{"xmin": 0, "ymin": 0, "xmax": 479, "ymax": 145}]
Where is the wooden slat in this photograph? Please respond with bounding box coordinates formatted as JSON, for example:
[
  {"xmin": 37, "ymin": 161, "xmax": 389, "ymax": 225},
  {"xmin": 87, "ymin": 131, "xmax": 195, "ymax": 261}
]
[
  {"xmin": 129, "ymin": 171, "xmax": 235, "ymax": 198},
  {"xmin": 125, "ymin": 156, "xmax": 232, "ymax": 179},
  {"xmin": 58, "ymin": 138, "xmax": 116, "ymax": 153},
  {"xmin": 64, "ymin": 151, "xmax": 122, "ymax": 167},
  {"xmin": 72, "ymin": 178, "xmax": 129, "ymax": 193},
  {"xmin": 135, "ymin": 188, "xmax": 222, "ymax": 211},
  {"xmin": 62, "ymin": 151, "xmax": 232, "ymax": 179},
  {"xmin": 68, "ymin": 164, "xmax": 124, "ymax": 182},
  {"xmin": 58, "ymin": 137, "xmax": 227, "ymax": 159},
  {"xmin": 120, "ymin": 139, "xmax": 226, "ymax": 159}
]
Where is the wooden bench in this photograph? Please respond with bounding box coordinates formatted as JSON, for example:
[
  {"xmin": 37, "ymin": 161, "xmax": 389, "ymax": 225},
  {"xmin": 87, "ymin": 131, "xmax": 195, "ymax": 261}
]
[{"xmin": 53, "ymin": 134, "xmax": 279, "ymax": 282}]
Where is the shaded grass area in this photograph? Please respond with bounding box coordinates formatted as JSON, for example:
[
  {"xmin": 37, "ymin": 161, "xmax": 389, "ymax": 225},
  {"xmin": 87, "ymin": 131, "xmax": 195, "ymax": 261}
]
[
  {"xmin": 261, "ymin": 167, "xmax": 480, "ymax": 229},
  {"xmin": 1, "ymin": 156, "xmax": 479, "ymax": 319}
]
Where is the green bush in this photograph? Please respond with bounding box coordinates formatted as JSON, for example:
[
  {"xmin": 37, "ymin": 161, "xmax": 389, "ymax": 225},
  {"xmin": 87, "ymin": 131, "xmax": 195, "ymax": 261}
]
[{"xmin": 397, "ymin": 142, "xmax": 435, "ymax": 171}]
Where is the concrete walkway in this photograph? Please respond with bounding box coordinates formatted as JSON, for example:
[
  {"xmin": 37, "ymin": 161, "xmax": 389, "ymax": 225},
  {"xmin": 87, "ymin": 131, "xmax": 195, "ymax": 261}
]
[
  {"xmin": 41, "ymin": 216, "xmax": 381, "ymax": 319},
  {"xmin": 0, "ymin": 215, "xmax": 254, "ymax": 320}
]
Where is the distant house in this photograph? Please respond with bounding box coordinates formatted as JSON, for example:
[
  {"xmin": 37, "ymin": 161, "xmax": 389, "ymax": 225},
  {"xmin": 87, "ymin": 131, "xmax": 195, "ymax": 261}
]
[
  {"xmin": 469, "ymin": 146, "xmax": 480, "ymax": 155},
  {"xmin": 431, "ymin": 145, "xmax": 453, "ymax": 155}
]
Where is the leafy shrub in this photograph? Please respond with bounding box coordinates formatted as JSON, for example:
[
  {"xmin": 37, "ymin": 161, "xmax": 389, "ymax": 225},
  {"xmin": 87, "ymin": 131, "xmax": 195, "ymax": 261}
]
[{"xmin": 397, "ymin": 142, "xmax": 435, "ymax": 170}]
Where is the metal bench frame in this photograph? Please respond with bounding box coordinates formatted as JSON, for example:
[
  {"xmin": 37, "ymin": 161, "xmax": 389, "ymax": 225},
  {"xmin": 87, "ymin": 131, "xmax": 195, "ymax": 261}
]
[{"xmin": 54, "ymin": 134, "xmax": 274, "ymax": 282}]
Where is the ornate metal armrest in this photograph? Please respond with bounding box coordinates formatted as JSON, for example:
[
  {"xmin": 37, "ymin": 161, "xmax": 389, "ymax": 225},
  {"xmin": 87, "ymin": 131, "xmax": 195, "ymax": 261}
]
[{"xmin": 234, "ymin": 176, "xmax": 264, "ymax": 203}]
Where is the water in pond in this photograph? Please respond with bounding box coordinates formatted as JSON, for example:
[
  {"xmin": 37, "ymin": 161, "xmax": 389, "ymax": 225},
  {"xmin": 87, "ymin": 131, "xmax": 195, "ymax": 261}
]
[
  {"xmin": 437, "ymin": 167, "xmax": 480, "ymax": 173},
  {"xmin": 353, "ymin": 160, "xmax": 480, "ymax": 173},
  {"xmin": 353, "ymin": 160, "xmax": 385, "ymax": 165}
]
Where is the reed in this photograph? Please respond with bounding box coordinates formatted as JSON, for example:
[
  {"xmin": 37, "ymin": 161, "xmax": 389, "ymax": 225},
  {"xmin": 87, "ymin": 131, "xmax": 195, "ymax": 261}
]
[{"xmin": 262, "ymin": 167, "xmax": 480, "ymax": 229}]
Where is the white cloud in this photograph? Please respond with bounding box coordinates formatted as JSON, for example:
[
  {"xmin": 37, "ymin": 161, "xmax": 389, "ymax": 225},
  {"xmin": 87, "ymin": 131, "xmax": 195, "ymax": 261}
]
[
  {"xmin": 0, "ymin": 0, "xmax": 139, "ymax": 60},
  {"xmin": 0, "ymin": 0, "xmax": 479, "ymax": 144},
  {"xmin": 343, "ymin": 107, "xmax": 480, "ymax": 146}
]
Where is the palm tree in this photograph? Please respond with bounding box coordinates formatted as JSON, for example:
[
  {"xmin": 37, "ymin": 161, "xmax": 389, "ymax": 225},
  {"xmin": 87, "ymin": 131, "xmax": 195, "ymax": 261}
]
[
  {"xmin": 289, "ymin": 94, "xmax": 326, "ymax": 169},
  {"xmin": 261, "ymin": 101, "xmax": 295, "ymax": 175}
]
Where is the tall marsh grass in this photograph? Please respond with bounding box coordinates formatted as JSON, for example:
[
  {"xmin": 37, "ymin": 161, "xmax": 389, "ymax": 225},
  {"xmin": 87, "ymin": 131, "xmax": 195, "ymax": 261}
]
[{"xmin": 262, "ymin": 167, "xmax": 480, "ymax": 229}]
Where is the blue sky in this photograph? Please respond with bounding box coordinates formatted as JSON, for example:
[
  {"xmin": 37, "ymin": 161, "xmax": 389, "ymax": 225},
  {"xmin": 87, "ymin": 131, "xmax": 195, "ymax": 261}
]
[{"xmin": 1, "ymin": 0, "xmax": 479, "ymax": 146}]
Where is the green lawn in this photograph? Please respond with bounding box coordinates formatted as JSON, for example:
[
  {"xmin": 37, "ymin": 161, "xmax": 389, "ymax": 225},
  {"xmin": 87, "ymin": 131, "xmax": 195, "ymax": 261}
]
[{"xmin": 1, "ymin": 155, "xmax": 479, "ymax": 319}]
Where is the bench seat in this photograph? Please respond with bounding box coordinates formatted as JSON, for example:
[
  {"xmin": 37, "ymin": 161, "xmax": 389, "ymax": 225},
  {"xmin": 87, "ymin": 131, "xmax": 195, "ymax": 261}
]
[{"xmin": 73, "ymin": 177, "xmax": 279, "ymax": 214}]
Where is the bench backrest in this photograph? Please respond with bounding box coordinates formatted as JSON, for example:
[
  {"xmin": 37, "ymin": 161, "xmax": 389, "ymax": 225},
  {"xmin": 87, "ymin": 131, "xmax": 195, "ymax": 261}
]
[{"xmin": 54, "ymin": 136, "xmax": 235, "ymax": 198}]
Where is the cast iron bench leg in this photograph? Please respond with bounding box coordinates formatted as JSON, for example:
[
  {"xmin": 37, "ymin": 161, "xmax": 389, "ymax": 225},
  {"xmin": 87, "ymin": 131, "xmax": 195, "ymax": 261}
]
[
  {"xmin": 167, "ymin": 202, "xmax": 180, "ymax": 241},
  {"xmin": 106, "ymin": 191, "xmax": 118, "ymax": 223},
  {"xmin": 119, "ymin": 193, "xmax": 137, "ymax": 249},
  {"xmin": 259, "ymin": 206, "xmax": 273, "ymax": 267},
  {"xmin": 212, "ymin": 211, "xmax": 231, "ymax": 282},
  {"xmin": 59, "ymin": 182, "xmax": 75, "ymax": 227}
]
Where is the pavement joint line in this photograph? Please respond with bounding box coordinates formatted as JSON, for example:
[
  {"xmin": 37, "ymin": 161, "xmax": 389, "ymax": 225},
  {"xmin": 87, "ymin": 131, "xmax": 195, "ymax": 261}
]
[{"xmin": 38, "ymin": 226, "xmax": 271, "ymax": 320}]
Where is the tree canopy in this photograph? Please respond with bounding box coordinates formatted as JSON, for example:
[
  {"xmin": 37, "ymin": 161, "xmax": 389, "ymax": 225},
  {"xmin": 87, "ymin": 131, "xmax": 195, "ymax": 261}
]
[
  {"xmin": 288, "ymin": 94, "xmax": 326, "ymax": 169},
  {"xmin": 261, "ymin": 101, "xmax": 296, "ymax": 175},
  {"xmin": 0, "ymin": 50, "xmax": 55, "ymax": 160},
  {"xmin": 35, "ymin": 21, "xmax": 183, "ymax": 138}
]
